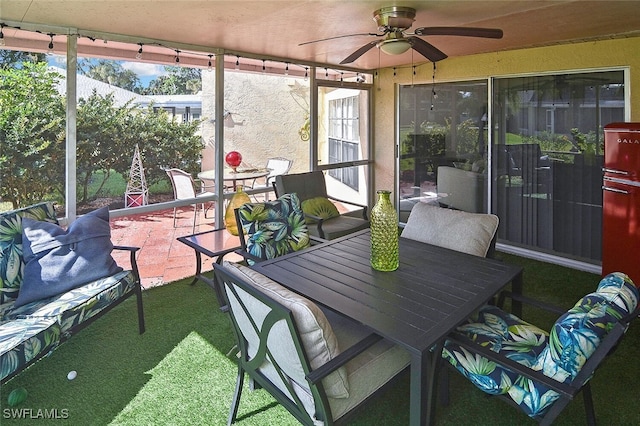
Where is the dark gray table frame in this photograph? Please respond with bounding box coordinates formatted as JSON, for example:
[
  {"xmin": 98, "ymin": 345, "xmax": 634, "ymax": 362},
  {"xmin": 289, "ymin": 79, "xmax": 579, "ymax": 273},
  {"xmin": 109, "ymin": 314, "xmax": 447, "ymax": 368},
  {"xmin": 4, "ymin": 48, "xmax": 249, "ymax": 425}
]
[
  {"xmin": 177, "ymin": 228, "xmax": 241, "ymax": 310},
  {"xmin": 251, "ymin": 229, "xmax": 523, "ymax": 426}
]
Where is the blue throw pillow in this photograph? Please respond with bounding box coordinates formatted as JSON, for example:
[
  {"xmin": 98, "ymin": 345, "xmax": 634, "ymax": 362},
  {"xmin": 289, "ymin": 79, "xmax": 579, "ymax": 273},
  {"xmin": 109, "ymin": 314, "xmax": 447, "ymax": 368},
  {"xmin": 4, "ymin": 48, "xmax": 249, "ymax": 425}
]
[{"xmin": 14, "ymin": 207, "xmax": 123, "ymax": 307}]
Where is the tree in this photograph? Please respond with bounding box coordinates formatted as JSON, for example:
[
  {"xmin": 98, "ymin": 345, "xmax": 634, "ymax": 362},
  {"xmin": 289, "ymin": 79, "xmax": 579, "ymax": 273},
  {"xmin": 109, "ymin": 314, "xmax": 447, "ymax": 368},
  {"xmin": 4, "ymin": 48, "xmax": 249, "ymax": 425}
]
[
  {"xmin": 143, "ymin": 66, "xmax": 201, "ymax": 95},
  {"xmin": 1, "ymin": 62, "xmax": 204, "ymax": 208},
  {"xmin": 0, "ymin": 50, "xmax": 46, "ymax": 69},
  {"xmin": 75, "ymin": 93, "xmax": 203, "ymax": 203},
  {"xmin": 78, "ymin": 59, "xmax": 141, "ymax": 92},
  {"xmin": 0, "ymin": 62, "xmax": 65, "ymax": 208}
]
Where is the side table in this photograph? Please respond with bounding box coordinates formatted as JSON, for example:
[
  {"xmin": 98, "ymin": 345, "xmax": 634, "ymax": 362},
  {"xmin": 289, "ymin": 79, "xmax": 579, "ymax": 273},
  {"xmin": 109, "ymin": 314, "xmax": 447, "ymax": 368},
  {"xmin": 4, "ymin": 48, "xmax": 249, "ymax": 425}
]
[{"xmin": 177, "ymin": 228, "xmax": 241, "ymax": 311}]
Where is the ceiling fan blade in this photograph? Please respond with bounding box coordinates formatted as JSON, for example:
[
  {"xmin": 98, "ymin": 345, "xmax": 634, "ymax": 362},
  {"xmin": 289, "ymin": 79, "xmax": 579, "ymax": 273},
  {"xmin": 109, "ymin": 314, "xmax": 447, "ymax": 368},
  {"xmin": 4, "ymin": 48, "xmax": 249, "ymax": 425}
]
[
  {"xmin": 299, "ymin": 33, "xmax": 382, "ymax": 46},
  {"xmin": 340, "ymin": 41, "xmax": 378, "ymax": 64},
  {"xmin": 408, "ymin": 37, "xmax": 448, "ymax": 62},
  {"xmin": 413, "ymin": 27, "xmax": 503, "ymax": 39}
]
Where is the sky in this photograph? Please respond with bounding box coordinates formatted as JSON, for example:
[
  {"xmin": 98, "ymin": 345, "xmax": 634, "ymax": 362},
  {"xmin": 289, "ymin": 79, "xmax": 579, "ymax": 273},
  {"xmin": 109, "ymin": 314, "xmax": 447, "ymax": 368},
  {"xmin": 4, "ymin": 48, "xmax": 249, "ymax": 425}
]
[
  {"xmin": 120, "ymin": 61, "xmax": 167, "ymax": 87},
  {"xmin": 49, "ymin": 55, "xmax": 166, "ymax": 88}
]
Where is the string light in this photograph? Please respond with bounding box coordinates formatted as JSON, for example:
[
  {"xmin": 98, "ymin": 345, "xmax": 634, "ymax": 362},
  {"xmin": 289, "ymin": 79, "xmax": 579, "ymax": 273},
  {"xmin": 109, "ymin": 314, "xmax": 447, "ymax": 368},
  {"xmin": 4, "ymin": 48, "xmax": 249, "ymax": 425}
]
[
  {"xmin": 284, "ymin": 62, "xmax": 289, "ymax": 76},
  {"xmin": 47, "ymin": 33, "xmax": 54, "ymax": 54},
  {"xmin": 235, "ymin": 56, "xmax": 240, "ymax": 70},
  {"xmin": 207, "ymin": 54, "xmax": 213, "ymax": 71},
  {"xmin": 0, "ymin": 24, "xmax": 5, "ymax": 47},
  {"xmin": 304, "ymin": 67, "xmax": 308, "ymax": 81},
  {"xmin": 174, "ymin": 49, "xmax": 180, "ymax": 63},
  {"xmin": 431, "ymin": 62, "xmax": 438, "ymax": 110},
  {"xmin": 262, "ymin": 59, "xmax": 266, "ymax": 74},
  {"xmin": 393, "ymin": 67, "xmax": 397, "ymax": 79},
  {"xmin": 136, "ymin": 43, "xmax": 143, "ymax": 59},
  {"xmin": 325, "ymin": 67, "xmax": 328, "ymax": 78}
]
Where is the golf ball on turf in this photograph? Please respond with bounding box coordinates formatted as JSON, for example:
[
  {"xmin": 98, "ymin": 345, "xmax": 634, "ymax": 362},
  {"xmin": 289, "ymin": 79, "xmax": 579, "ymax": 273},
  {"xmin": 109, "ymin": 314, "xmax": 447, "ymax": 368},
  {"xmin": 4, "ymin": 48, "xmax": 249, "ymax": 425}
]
[{"xmin": 67, "ymin": 370, "xmax": 77, "ymax": 380}]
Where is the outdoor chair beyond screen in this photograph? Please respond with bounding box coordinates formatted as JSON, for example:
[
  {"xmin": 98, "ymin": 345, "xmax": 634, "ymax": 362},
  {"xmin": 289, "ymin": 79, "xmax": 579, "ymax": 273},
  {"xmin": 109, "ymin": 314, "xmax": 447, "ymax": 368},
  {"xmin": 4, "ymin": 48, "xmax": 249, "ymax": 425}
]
[
  {"xmin": 274, "ymin": 171, "xmax": 369, "ymax": 240},
  {"xmin": 214, "ymin": 260, "xmax": 410, "ymax": 425},
  {"xmin": 165, "ymin": 168, "xmax": 215, "ymax": 232},
  {"xmin": 247, "ymin": 157, "xmax": 293, "ymax": 201},
  {"xmin": 440, "ymin": 271, "xmax": 640, "ymax": 425}
]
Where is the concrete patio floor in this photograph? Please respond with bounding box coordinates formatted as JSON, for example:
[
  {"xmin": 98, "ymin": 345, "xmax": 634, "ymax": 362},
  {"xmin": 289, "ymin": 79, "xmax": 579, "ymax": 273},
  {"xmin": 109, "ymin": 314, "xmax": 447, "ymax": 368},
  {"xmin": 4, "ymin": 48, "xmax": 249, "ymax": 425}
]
[{"xmin": 108, "ymin": 205, "xmax": 242, "ymax": 289}]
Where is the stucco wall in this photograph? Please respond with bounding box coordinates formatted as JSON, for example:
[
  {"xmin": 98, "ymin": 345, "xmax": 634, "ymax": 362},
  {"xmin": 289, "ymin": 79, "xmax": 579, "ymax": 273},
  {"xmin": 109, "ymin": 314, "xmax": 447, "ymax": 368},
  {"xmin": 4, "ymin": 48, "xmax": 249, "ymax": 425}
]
[
  {"xmin": 200, "ymin": 70, "xmax": 310, "ymax": 174},
  {"xmin": 373, "ymin": 36, "xmax": 640, "ymax": 198}
]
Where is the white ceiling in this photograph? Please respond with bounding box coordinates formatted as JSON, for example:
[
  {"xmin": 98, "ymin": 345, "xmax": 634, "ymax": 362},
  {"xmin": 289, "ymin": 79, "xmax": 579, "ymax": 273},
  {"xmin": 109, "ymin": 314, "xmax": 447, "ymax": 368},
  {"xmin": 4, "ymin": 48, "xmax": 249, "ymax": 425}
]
[{"xmin": 1, "ymin": 1, "xmax": 640, "ymax": 71}]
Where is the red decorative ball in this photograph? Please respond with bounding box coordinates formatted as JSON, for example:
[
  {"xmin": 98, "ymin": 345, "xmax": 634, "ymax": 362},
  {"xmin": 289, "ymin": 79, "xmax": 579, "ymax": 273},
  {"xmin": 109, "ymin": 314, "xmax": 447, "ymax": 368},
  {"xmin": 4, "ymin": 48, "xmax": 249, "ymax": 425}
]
[{"xmin": 225, "ymin": 151, "xmax": 242, "ymax": 168}]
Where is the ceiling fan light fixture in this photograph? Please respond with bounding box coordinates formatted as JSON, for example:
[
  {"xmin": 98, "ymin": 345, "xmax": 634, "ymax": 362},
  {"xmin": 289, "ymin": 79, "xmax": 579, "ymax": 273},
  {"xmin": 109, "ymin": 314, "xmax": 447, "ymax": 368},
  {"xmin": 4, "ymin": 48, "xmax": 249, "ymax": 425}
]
[{"xmin": 378, "ymin": 38, "xmax": 411, "ymax": 55}]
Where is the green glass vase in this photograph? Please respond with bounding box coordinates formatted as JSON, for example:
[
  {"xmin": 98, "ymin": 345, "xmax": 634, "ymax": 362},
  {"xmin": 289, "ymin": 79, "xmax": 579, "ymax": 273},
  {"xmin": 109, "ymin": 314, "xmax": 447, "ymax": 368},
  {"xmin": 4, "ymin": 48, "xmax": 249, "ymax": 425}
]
[
  {"xmin": 224, "ymin": 185, "xmax": 251, "ymax": 236},
  {"xmin": 370, "ymin": 189, "xmax": 399, "ymax": 271}
]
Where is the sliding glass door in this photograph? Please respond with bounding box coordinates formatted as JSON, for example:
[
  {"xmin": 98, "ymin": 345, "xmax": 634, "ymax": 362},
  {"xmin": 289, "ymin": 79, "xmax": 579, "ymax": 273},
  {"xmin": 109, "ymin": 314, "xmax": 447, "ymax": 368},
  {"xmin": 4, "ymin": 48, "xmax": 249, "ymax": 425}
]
[
  {"xmin": 492, "ymin": 70, "xmax": 625, "ymax": 263},
  {"xmin": 398, "ymin": 81, "xmax": 489, "ymax": 221}
]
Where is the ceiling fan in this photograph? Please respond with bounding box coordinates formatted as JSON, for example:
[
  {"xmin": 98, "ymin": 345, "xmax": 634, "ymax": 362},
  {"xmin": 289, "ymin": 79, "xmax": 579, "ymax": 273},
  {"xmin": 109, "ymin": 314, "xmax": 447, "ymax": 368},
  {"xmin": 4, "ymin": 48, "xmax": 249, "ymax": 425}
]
[{"xmin": 300, "ymin": 6, "xmax": 503, "ymax": 64}]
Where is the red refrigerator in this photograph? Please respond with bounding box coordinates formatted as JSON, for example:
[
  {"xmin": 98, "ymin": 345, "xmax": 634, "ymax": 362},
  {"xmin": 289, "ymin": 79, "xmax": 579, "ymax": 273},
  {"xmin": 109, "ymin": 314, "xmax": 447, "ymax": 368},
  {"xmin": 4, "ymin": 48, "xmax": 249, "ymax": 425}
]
[{"xmin": 602, "ymin": 122, "xmax": 640, "ymax": 283}]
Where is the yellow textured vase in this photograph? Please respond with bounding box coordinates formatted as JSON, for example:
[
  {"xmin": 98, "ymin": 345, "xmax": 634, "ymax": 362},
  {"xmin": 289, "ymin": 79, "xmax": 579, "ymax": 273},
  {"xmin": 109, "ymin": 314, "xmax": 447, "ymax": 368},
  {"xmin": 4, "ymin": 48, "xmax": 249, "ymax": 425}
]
[{"xmin": 224, "ymin": 185, "xmax": 251, "ymax": 236}]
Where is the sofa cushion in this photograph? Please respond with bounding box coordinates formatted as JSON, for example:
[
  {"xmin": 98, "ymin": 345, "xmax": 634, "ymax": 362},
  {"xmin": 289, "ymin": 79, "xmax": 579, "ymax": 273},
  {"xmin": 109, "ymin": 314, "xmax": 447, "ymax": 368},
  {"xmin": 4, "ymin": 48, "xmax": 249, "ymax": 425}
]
[
  {"xmin": 0, "ymin": 317, "xmax": 61, "ymax": 382},
  {"xmin": 4, "ymin": 270, "xmax": 136, "ymax": 334},
  {"xmin": 301, "ymin": 196, "xmax": 340, "ymax": 224},
  {"xmin": 223, "ymin": 261, "xmax": 349, "ymax": 399},
  {"xmin": 401, "ymin": 203, "xmax": 498, "ymax": 257},
  {"xmin": 0, "ymin": 202, "xmax": 58, "ymax": 304},
  {"xmin": 14, "ymin": 207, "xmax": 122, "ymax": 308}
]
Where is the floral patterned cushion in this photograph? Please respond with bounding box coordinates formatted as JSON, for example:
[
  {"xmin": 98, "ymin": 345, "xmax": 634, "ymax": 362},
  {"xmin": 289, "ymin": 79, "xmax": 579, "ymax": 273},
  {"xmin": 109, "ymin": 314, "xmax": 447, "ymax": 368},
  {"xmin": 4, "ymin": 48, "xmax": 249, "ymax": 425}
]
[
  {"xmin": 0, "ymin": 317, "xmax": 60, "ymax": 382},
  {"xmin": 443, "ymin": 272, "xmax": 638, "ymax": 419},
  {"xmin": 236, "ymin": 193, "xmax": 310, "ymax": 262},
  {"xmin": 0, "ymin": 202, "xmax": 58, "ymax": 304},
  {"xmin": 3, "ymin": 270, "xmax": 136, "ymax": 333}
]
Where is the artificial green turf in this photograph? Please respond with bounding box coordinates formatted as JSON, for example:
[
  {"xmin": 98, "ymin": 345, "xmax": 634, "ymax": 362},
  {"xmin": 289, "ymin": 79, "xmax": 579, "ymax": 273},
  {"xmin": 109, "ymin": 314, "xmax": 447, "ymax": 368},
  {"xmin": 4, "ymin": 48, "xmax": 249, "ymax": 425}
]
[{"xmin": 1, "ymin": 255, "xmax": 639, "ymax": 425}]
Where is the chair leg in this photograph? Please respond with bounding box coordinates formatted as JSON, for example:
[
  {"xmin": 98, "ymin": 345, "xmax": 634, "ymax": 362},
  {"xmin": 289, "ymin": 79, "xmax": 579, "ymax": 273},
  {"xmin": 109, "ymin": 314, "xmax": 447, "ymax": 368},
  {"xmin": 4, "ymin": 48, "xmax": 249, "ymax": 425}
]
[
  {"xmin": 582, "ymin": 383, "xmax": 596, "ymax": 426},
  {"xmin": 439, "ymin": 366, "xmax": 450, "ymax": 406},
  {"xmin": 173, "ymin": 207, "xmax": 178, "ymax": 228},
  {"xmin": 227, "ymin": 366, "xmax": 245, "ymax": 426},
  {"xmin": 192, "ymin": 204, "xmax": 198, "ymax": 233}
]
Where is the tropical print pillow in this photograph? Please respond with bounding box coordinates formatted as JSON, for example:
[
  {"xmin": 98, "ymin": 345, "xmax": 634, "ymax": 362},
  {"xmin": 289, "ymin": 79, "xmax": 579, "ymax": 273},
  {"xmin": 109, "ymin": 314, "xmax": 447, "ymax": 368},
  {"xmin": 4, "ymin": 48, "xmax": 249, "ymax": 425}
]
[
  {"xmin": 236, "ymin": 193, "xmax": 310, "ymax": 262},
  {"xmin": 0, "ymin": 202, "xmax": 58, "ymax": 304},
  {"xmin": 443, "ymin": 272, "xmax": 638, "ymax": 419}
]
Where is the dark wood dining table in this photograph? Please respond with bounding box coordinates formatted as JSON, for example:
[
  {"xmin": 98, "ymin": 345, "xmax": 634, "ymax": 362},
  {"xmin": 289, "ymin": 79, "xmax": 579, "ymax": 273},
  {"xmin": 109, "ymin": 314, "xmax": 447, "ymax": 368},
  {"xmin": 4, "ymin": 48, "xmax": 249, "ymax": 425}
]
[{"xmin": 251, "ymin": 228, "xmax": 523, "ymax": 426}]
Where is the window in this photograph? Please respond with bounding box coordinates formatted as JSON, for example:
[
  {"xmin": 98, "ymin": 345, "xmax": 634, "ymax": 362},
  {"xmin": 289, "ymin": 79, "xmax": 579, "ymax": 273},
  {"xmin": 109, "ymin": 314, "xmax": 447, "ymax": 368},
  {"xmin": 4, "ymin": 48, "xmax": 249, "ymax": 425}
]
[{"xmin": 328, "ymin": 95, "xmax": 360, "ymax": 189}]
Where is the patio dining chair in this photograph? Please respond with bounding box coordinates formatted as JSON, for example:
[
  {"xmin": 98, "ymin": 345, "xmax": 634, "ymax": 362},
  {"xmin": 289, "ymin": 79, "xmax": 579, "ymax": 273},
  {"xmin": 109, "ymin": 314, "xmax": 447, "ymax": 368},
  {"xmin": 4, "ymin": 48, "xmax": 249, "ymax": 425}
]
[
  {"xmin": 274, "ymin": 171, "xmax": 369, "ymax": 240},
  {"xmin": 439, "ymin": 271, "xmax": 640, "ymax": 425},
  {"xmin": 401, "ymin": 202, "xmax": 499, "ymax": 258},
  {"xmin": 165, "ymin": 168, "xmax": 215, "ymax": 232},
  {"xmin": 214, "ymin": 260, "xmax": 410, "ymax": 425}
]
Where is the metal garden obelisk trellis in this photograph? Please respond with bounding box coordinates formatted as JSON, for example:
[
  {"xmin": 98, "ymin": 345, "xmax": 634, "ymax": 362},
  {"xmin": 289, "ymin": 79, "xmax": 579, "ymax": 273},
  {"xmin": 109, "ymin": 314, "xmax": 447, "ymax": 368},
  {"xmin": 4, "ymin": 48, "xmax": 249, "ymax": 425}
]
[{"xmin": 125, "ymin": 144, "xmax": 148, "ymax": 207}]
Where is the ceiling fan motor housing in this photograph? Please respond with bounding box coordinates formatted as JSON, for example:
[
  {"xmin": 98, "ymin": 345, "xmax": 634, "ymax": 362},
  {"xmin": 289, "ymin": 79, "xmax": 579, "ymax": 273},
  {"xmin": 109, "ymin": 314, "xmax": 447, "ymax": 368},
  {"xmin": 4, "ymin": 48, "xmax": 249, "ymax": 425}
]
[{"xmin": 373, "ymin": 6, "xmax": 416, "ymax": 32}]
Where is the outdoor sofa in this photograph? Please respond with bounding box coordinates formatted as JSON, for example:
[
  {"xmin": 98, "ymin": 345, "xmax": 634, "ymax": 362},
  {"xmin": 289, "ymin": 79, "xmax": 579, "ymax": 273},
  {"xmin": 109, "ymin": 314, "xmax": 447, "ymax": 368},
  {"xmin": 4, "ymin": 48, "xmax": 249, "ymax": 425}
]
[{"xmin": 0, "ymin": 202, "xmax": 145, "ymax": 384}]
